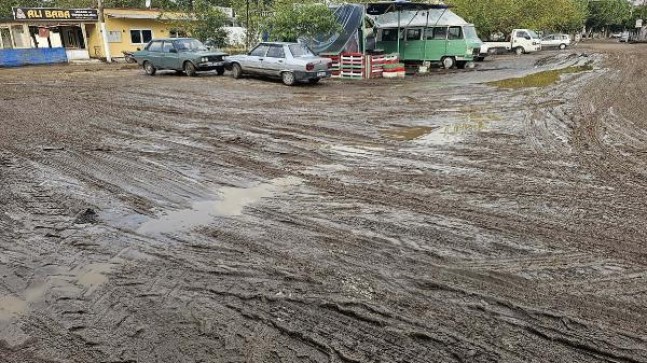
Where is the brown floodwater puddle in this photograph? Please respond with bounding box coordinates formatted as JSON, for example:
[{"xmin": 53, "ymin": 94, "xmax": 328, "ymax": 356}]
[
  {"xmin": 76, "ymin": 263, "xmax": 113, "ymax": 295},
  {"xmin": 383, "ymin": 113, "xmax": 502, "ymax": 142},
  {"xmin": 488, "ymin": 65, "xmax": 594, "ymax": 89},
  {"xmin": 382, "ymin": 126, "xmax": 436, "ymax": 140},
  {"xmin": 137, "ymin": 176, "xmax": 302, "ymax": 235},
  {"xmin": 0, "ymin": 283, "xmax": 47, "ymax": 322},
  {"xmin": 0, "ymin": 262, "xmax": 116, "ymax": 322}
]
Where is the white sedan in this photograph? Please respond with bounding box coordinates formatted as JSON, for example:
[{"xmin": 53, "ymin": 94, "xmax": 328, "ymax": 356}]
[
  {"xmin": 226, "ymin": 42, "xmax": 332, "ymax": 86},
  {"xmin": 541, "ymin": 34, "xmax": 571, "ymax": 50}
]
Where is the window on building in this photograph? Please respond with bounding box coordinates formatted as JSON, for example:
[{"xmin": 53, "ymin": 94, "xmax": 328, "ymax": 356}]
[
  {"xmin": 406, "ymin": 28, "xmax": 422, "ymax": 41},
  {"xmin": 107, "ymin": 30, "xmax": 122, "ymax": 43},
  {"xmin": 0, "ymin": 27, "xmax": 12, "ymax": 49},
  {"xmin": 448, "ymin": 26, "xmax": 463, "ymax": 40},
  {"xmin": 11, "ymin": 26, "xmax": 26, "ymax": 48},
  {"xmin": 169, "ymin": 29, "xmax": 187, "ymax": 38},
  {"xmin": 130, "ymin": 29, "xmax": 152, "ymax": 44}
]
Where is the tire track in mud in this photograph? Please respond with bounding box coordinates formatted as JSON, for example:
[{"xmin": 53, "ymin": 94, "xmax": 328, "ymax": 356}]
[{"xmin": 1, "ymin": 50, "xmax": 647, "ymax": 362}]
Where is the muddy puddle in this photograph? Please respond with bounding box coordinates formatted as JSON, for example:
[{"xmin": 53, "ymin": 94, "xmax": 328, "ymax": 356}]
[
  {"xmin": 137, "ymin": 176, "xmax": 302, "ymax": 235},
  {"xmin": 383, "ymin": 113, "xmax": 502, "ymax": 144},
  {"xmin": 0, "ymin": 283, "xmax": 47, "ymax": 322},
  {"xmin": 382, "ymin": 126, "xmax": 436, "ymax": 141},
  {"xmin": 0, "ymin": 262, "xmax": 117, "ymax": 324},
  {"xmin": 76, "ymin": 263, "xmax": 113, "ymax": 295},
  {"xmin": 488, "ymin": 65, "xmax": 594, "ymax": 89}
]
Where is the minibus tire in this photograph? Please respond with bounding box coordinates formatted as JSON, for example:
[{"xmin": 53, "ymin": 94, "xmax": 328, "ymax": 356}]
[{"xmin": 441, "ymin": 56, "xmax": 455, "ymax": 69}]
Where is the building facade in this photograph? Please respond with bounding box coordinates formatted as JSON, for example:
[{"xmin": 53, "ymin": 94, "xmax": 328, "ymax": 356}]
[{"xmin": 1, "ymin": 6, "xmax": 242, "ymax": 67}]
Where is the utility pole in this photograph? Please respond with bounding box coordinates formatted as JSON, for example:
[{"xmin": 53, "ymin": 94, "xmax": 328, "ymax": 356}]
[
  {"xmin": 98, "ymin": 0, "xmax": 112, "ymax": 62},
  {"xmin": 246, "ymin": 0, "xmax": 250, "ymax": 51}
]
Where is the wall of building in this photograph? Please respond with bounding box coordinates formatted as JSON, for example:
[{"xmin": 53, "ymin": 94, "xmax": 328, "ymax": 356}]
[
  {"xmin": 87, "ymin": 9, "xmax": 183, "ymax": 58},
  {"xmin": 0, "ymin": 47, "xmax": 67, "ymax": 67}
]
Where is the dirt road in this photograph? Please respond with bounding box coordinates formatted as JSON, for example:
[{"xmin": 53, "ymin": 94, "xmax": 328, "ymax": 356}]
[{"xmin": 1, "ymin": 42, "xmax": 646, "ymax": 362}]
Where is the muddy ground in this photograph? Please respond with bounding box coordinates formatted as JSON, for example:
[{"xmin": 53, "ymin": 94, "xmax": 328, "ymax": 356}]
[{"xmin": 1, "ymin": 41, "xmax": 646, "ymax": 362}]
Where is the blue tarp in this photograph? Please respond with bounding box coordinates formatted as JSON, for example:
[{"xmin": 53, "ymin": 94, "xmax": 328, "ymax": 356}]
[{"xmin": 0, "ymin": 48, "xmax": 68, "ymax": 67}]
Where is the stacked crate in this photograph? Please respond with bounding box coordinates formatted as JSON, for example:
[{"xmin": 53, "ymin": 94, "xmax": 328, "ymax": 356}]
[
  {"xmin": 321, "ymin": 53, "xmax": 341, "ymax": 78},
  {"xmin": 319, "ymin": 52, "xmax": 401, "ymax": 80},
  {"xmin": 340, "ymin": 53, "xmax": 364, "ymax": 79},
  {"xmin": 382, "ymin": 54, "xmax": 405, "ymax": 78},
  {"xmin": 383, "ymin": 63, "xmax": 406, "ymax": 78},
  {"xmin": 367, "ymin": 54, "xmax": 385, "ymax": 79}
]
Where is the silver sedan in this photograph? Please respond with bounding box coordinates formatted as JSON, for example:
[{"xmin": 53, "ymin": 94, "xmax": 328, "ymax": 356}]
[{"xmin": 226, "ymin": 42, "xmax": 333, "ymax": 86}]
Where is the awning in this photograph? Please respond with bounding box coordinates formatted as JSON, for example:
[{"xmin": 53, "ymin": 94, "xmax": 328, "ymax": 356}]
[
  {"xmin": 105, "ymin": 13, "xmax": 193, "ymax": 21},
  {"xmin": 366, "ymin": 1, "xmax": 449, "ymax": 16}
]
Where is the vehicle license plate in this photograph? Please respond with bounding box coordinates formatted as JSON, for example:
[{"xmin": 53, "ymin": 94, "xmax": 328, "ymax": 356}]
[{"xmin": 317, "ymin": 71, "xmax": 326, "ymax": 77}]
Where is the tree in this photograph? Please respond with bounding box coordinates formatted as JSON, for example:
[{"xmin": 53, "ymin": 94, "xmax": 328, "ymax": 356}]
[
  {"xmin": 447, "ymin": 0, "xmax": 588, "ymax": 38},
  {"xmin": 261, "ymin": 0, "xmax": 339, "ymax": 42},
  {"xmin": 586, "ymin": 0, "xmax": 633, "ymax": 32},
  {"xmin": 160, "ymin": 0, "xmax": 229, "ymax": 46}
]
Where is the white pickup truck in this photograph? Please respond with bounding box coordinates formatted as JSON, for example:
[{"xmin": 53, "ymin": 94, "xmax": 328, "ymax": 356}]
[{"xmin": 482, "ymin": 29, "xmax": 542, "ymax": 56}]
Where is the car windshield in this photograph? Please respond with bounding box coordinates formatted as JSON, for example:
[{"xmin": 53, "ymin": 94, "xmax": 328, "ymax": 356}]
[
  {"xmin": 528, "ymin": 30, "xmax": 540, "ymax": 39},
  {"xmin": 463, "ymin": 26, "xmax": 481, "ymax": 41},
  {"xmin": 174, "ymin": 39, "xmax": 207, "ymax": 52},
  {"xmin": 288, "ymin": 44, "xmax": 315, "ymax": 57}
]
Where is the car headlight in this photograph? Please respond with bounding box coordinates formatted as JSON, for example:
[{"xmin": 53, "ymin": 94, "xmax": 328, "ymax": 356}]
[{"xmin": 201, "ymin": 57, "xmax": 208, "ymax": 62}]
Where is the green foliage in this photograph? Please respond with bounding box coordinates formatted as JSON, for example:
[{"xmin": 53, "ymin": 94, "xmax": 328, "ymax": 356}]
[
  {"xmin": 161, "ymin": 0, "xmax": 229, "ymax": 46},
  {"xmin": 261, "ymin": 0, "xmax": 339, "ymax": 42},
  {"xmin": 0, "ymin": 0, "xmax": 40, "ymax": 20},
  {"xmin": 447, "ymin": 0, "xmax": 588, "ymax": 37},
  {"xmin": 586, "ymin": 0, "xmax": 633, "ymax": 31}
]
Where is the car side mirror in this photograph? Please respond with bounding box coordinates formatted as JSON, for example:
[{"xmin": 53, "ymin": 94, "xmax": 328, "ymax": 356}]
[
  {"xmin": 136, "ymin": 47, "xmax": 141, "ymax": 51},
  {"xmin": 524, "ymin": 36, "xmax": 531, "ymax": 40},
  {"xmin": 169, "ymin": 49, "xmax": 177, "ymax": 53}
]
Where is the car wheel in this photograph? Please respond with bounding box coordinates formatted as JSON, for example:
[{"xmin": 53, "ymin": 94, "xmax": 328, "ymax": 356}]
[
  {"xmin": 281, "ymin": 71, "xmax": 296, "ymax": 86},
  {"xmin": 184, "ymin": 61, "xmax": 197, "ymax": 77},
  {"xmin": 143, "ymin": 61, "xmax": 156, "ymax": 76},
  {"xmin": 456, "ymin": 61, "xmax": 468, "ymax": 69},
  {"xmin": 216, "ymin": 67, "xmax": 225, "ymax": 76},
  {"xmin": 232, "ymin": 63, "xmax": 242, "ymax": 79},
  {"xmin": 441, "ymin": 56, "xmax": 455, "ymax": 69},
  {"xmin": 308, "ymin": 78, "xmax": 320, "ymax": 84},
  {"xmin": 559, "ymin": 43, "xmax": 566, "ymax": 50},
  {"xmin": 515, "ymin": 47, "xmax": 524, "ymax": 55}
]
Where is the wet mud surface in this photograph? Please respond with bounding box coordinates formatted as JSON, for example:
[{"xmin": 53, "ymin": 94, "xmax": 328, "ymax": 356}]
[{"xmin": 1, "ymin": 43, "xmax": 647, "ymax": 362}]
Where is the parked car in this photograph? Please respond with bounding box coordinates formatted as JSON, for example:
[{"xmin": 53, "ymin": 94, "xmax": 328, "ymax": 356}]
[
  {"xmin": 225, "ymin": 42, "xmax": 332, "ymax": 86},
  {"xmin": 541, "ymin": 33, "xmax": 571, "ymax": 50},
  {"xmin": 484, "ymin": 29, "xmax": 542, "ymax": 55},
  {"xmin": 133, "ymin": 38, "xmax": 228, "ymax": 77}
]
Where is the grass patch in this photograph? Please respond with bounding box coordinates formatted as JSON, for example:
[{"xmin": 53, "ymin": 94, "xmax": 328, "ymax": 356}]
[{"xmin": 489, "ymin": 65, "xmax": 593, "ymax": 89}]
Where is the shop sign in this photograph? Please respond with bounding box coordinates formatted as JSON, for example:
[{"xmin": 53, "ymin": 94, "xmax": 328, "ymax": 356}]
[{"xmin": 12, "ymin": 7, "xmax": 99, "ymax": 21}]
